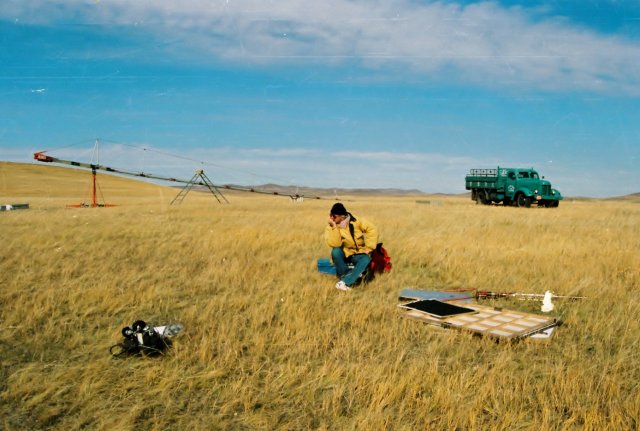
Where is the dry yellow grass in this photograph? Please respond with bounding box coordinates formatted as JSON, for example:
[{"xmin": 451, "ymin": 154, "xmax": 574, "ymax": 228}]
[{"xmin": 1, "ymin": 161, "xmax": 639, "ymax": 430}]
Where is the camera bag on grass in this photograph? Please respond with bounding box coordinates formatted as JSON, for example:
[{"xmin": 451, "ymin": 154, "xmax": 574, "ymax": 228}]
[{"xmin": 110, "ymin": 320, "xmax": 183, "ymax": 358}]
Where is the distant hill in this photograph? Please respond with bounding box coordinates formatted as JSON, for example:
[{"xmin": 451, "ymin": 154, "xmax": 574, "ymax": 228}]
[
  {"xmin": 183, "ymin": 182, "xmax": 428, "ymax": 198},
  {"xmin": 605, "ymin": 192, "xmax": 640, "ymax": 202},
  {"xmin": 243, "ymin": 183, "xmax": 427, "ymax": 197}
]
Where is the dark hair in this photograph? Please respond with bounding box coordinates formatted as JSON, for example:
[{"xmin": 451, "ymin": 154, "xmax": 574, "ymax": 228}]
[{"xmin": 330, "ymin": 203, "xmax": 348, "ymax": 216}]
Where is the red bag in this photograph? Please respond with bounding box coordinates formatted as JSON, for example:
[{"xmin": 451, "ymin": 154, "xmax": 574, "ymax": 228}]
[{"xmin": 370, "ymin": 243, "xmax": 392, "ymax": 274}]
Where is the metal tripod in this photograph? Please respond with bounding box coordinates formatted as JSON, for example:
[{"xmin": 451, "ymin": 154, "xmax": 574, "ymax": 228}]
[{"xmin": 170, "ymin": 170, "xmax": 229, "ymax": 205}]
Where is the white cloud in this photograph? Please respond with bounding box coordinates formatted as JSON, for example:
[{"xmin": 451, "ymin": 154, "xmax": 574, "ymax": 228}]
[{"xmin": 3, "ymin": 0, "xmax": 639, "ymax": 94}]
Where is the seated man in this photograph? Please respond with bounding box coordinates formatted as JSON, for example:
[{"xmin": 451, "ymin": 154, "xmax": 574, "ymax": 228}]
[{"xmin": 325, "ymin": 202, "xmax": 378, "ymax": 291}]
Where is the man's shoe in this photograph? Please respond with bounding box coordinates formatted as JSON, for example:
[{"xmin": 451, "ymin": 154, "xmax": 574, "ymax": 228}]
[{"xmin": 335, "ymin": 281, "xmax": 351, "ymax": 291}]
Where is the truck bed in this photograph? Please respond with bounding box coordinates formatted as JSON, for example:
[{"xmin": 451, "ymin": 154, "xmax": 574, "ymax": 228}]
[{"xmin": 465, "ymin": 169, "xmax": 500, "ymax": 190}]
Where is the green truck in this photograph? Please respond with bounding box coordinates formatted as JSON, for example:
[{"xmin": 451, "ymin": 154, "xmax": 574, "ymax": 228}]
[{"xmin": 465, "ymin": 167, "xmax": 562, "ymax": 207}]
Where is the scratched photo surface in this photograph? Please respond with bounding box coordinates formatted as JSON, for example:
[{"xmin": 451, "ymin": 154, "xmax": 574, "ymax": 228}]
[{"xmin": 1, "ymin": 1, "xmax": 639, "ymax": 429}]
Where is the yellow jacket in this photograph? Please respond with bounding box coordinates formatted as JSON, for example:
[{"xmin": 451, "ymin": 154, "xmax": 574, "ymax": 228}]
[{"xmin": 325, "ymin": 215, "xmax": 378, "ymax": 257}]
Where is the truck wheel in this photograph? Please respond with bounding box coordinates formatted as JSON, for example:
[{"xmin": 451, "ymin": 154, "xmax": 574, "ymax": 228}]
[
  {"xmin": 475, "ymin": 191, "xmax": 488, "ymax": 205},
  {"xmin": 516, "ymin": 193, "xmax": 531, "ymax": 208},
  {"xmin": 549, "ymin": 200, "xmax": 559, "ymax": 208}
]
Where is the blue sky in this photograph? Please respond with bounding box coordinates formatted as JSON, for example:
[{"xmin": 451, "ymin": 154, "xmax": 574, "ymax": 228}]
[{"xmin": 1, "ymin": 0, "xmax": 638, "ymax": 197}]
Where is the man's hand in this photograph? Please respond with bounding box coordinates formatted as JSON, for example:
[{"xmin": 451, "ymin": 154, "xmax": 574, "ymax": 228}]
[{"xmin": 328, "ymin": 215, "xmax": 337, "ymax": 228}]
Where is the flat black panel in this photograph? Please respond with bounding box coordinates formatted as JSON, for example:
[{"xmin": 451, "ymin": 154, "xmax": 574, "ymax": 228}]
[{"xmin": 401, "ymin": 299, "xmax": 476, "ymax": 318}]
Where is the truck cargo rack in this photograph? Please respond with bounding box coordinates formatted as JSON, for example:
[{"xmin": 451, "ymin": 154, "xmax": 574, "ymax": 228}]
[{"xmin": 468, "ymin": 168, "xmax": 497, "ymax": 176}]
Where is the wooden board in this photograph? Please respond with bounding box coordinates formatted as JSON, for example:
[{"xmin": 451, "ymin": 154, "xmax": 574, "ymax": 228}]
[{"xmin": 398, "ymin": 300, "xmax": 558, "ymax": 340}]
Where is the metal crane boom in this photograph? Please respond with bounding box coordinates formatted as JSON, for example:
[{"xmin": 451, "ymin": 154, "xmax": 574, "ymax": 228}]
[
  {"xmin": 34, "ymin": 151, "xmax": 191, "ymax": 184},
  {"xmin": 33, "ymin": 151, "xmax": 320, "ymax": 200}
]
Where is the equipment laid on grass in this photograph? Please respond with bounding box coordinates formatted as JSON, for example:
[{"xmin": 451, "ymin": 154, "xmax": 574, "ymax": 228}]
[
  {"xmin": 399, "ymin": 299, "xmax": 477, "ymax": 319},
  {"xmin": 398, "ymin": 299, "xmax": 559, "ymax": 340},
  {"xmin": 401, "ymin": 288, "xmax": 586, "ymax": 303},
  {"xmin": 476, "ymin": 290, "xmax": 587, "ymax": 301},
  {"xmin": 465, "ymin": 167, "xmax": 562, "ymax": 207},
  {"xmin": 110, "ymin": 320, "xmax": 184, "ymax": 358},
  {"xmin": 398, "ymin": 288, "xmax": 476, "ymax": 303},
  {"xmin": 541, "ymin": 291, "xmax": 555, "ymax": 313},
  {"xmin": 1, "ymin": 203, "xmax": 29, "ymax": 211}
]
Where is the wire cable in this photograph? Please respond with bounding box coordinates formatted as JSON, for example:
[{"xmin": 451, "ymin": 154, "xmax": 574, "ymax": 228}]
[{"xmin": 99, "ymin": 138, "xmax": 298, "ymax": 186}]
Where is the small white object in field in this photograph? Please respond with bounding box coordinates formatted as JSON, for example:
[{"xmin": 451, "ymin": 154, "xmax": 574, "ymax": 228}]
[{"xmin": 541, "ymin": 290, "xmax": 555, "ymax": 312}]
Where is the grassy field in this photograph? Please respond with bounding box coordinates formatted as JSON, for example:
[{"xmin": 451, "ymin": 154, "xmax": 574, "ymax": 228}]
[{"xmin": 1, "ymin": 161, "xmax": 639, "ymax": 430}]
